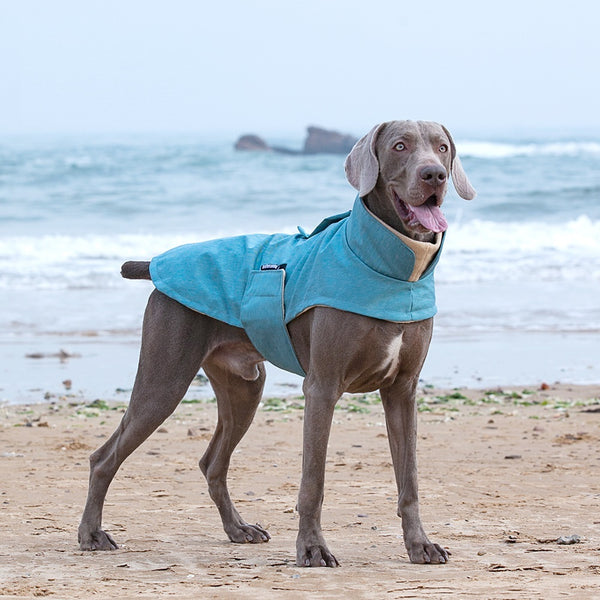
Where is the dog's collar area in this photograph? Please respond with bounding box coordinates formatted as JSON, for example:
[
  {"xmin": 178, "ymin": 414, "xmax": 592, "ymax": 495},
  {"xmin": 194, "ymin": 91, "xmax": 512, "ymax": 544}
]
[{"xmin": 345, "ymin": 196, "xmax": 444, "ymax": 282}]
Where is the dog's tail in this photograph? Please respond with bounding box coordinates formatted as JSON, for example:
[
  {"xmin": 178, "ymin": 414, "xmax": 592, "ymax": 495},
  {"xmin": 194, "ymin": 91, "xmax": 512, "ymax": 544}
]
[{"xmin": 121, "ymin": 261, "xmax": 151, "ymax": 280}]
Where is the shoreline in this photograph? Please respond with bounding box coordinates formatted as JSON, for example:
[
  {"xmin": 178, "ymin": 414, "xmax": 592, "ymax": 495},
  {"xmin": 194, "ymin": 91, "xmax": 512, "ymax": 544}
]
[
  {"xmin": 2, "ymin": 328, "xmax": 599, "ymax": 406},
  {"xmin": 3, "ymin": 380, "xmax": 600, "ymax": 419}
]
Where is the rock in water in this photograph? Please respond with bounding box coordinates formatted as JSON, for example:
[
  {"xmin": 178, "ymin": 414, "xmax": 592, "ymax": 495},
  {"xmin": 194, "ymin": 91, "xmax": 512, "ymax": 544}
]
[
  {"xmin": 234, "ymin": 134, "xmax": 271, "ymax": 151},
  {"xmin": 303, "ymin": 126, "xmax": 358, "ymax": 154},
  {"xmin": 234, "ymin": 127, "xmax": 358, "ymax": 155}
]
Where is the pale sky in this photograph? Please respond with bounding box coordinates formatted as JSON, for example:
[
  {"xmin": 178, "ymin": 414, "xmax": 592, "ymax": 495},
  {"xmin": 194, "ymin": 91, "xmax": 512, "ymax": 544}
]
[{"xmin": 1, "ymin": 0, "xmax": 599, "ymax": 138}]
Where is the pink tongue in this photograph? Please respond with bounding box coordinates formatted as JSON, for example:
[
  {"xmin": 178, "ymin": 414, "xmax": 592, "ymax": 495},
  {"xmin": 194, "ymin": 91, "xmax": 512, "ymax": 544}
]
[{"xmin": 410, "ymin": 203, "xmax": 448, "ymax": 232}]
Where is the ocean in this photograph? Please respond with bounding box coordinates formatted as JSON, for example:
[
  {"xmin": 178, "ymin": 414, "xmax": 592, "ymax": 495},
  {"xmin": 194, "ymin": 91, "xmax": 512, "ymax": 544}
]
[{"xmin": 1, "ymin": 131, "xmax": 599, "ymax": 403}]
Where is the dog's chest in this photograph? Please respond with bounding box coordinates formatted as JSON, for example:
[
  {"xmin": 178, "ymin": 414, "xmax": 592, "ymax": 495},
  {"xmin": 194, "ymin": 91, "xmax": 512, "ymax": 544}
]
[{"xmin": 382, "ymin": 333, "xmax": 405, "ymax": 379}]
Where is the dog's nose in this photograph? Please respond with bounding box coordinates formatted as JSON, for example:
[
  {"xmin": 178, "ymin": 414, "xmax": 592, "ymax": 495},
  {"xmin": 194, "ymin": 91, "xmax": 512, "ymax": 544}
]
[{"xmin": 419, "ymin": 165, "xmax": 447, "ymax": 187}]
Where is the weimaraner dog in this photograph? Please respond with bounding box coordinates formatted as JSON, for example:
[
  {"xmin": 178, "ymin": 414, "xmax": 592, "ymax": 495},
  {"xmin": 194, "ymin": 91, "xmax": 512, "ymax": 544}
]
[{"xmin": 78, "ymin": 120, "xmax": 476, "ymax": 567}]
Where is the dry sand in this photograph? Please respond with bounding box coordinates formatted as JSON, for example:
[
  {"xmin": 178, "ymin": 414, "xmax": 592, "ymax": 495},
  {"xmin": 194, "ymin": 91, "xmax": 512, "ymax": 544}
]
[{"xmin": 1, "ymin": 383, "xmax": 600, "ymax": 599}]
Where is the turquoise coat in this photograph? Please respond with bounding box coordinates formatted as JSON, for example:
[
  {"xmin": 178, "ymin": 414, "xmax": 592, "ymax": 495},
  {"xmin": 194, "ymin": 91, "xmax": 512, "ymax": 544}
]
[{"xmin": 149, "ymin": 197, "xmax": 444, "ymax": 377}]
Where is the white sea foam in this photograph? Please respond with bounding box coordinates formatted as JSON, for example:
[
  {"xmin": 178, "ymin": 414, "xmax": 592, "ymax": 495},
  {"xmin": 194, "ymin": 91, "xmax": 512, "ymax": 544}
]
[
  {"xmin": 1, "ymin": 217, "xmax": 599, "ymax": 290},
  {"xmin": 448, "ymin": 215, "xmax": 600, "ymax": 253},
  {"xmin": 439, "ymin": 215, "xmax": 600, "ymax": 283},
  {"xmin": 458, "ymin": 141, "xmax": 600, "ymax": 159}
]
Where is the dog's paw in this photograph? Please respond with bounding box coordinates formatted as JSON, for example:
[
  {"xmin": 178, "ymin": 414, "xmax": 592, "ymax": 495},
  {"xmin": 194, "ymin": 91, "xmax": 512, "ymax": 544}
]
[
  {"xmin": 78, "ymin": 528, "xmax": 119, "ymax": 551},
  {"xmin": 406, "ymin": 540, "xmax": 449, "ymax": 564},
  {"xmin": 226, "ymin": 522, "xmax": 271, "ymax": 544},
  {"xmin": 296, "ymin": 543, "xmax": 339, "ymax": 568}
]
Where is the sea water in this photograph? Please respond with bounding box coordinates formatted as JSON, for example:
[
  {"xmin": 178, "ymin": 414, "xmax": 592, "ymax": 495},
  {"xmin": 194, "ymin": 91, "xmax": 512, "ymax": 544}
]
[{"xmin": 1, "ymin": 132, "xmax": 599, "ymax": 402}]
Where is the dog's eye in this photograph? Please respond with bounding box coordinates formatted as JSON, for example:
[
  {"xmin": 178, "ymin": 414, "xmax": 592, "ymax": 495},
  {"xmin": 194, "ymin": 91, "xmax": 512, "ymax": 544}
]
[
  {"xmin": 394, "ymin": 142, "xmax": 405, "ymax": 151},
  {"xmin": 439, "ymin": 144, "xmax": 448, "ymax": 153}
]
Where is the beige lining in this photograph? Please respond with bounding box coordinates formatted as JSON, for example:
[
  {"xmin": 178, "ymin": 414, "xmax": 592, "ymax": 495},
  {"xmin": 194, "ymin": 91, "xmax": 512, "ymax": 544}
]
[
  {"xmin": 397, "ymin": 231, "xmax": 442, "ymax": 281},
  {"xmin": 364, "ymin": 205, "xmax": 442, "ymax": 282}
]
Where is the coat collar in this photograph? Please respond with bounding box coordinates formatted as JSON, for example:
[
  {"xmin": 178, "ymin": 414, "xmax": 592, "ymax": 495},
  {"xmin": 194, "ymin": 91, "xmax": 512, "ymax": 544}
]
[{"xmin": 344, "ymin": 196, "xmax": 444, "ymax": 282}]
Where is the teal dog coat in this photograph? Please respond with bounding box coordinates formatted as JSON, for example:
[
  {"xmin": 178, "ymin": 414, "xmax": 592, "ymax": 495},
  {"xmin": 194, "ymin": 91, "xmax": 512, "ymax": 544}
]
[{"xmin": 149, "ymin": 197, "xmax": 444, "ymax": 377}]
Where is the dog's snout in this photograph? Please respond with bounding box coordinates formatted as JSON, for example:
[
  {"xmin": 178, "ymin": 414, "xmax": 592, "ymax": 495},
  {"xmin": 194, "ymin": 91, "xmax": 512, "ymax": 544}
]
[{"xmin": 419, "ymin": 165, "xmax": 447, "ymax": 187}]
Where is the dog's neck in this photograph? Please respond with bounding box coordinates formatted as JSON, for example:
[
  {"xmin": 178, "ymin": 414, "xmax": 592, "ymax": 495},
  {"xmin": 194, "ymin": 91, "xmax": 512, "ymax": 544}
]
[
  {"xmin": 344, "ymin": 197, "xmax": 444, "ymax": 283},
  {"xmin": 360, "ymin": 201, "xmax": 442, "ymax": 282}
]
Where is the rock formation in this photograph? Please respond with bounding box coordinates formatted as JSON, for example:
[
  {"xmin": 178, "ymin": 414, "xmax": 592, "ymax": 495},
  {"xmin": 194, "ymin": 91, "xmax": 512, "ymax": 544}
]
[
  {"xmin": 302, "ymin": 126, "xmax": 358, "ymax": 155},
  {"xmin": 234, "ymin": 126, "xmax": 358, "ymax": 155},
  {"xmin": 234, "ymin": 134, "xmax": 271, "ymax": 151}
]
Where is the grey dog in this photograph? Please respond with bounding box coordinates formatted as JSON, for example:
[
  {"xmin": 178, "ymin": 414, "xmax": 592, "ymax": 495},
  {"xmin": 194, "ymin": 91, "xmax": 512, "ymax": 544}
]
[{"xmin": 78, "ymin": 120, "xmax": 476, "ymax": 567}]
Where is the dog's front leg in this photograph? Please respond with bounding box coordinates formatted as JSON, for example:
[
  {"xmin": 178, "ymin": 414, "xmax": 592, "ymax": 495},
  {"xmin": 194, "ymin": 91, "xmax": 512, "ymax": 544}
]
[
  {"xmin": 295, "ymin": 381, "xmax": 340, "ymax": 567},
  {"xmin": 380, "ymin": 377, "xmax": 448, "ymax": 564}
]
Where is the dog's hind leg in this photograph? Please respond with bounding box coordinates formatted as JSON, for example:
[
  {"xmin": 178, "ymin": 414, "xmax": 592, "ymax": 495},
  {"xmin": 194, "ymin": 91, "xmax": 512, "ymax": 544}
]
[
  {"xmin": 199, "ymin": 357, "xmax": 270, "ymax": 544},
  {"xmin": 78, "ymin": 290, "xmax": 209, "ymax": 550}
]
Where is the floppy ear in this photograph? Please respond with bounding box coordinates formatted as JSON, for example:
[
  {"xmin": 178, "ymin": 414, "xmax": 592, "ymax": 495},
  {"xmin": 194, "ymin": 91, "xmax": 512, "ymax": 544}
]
[
  {"xmin": 344, "ymin": 122, "xmax": 386, "ymax": 197},
  {"xmin": 441, "ymin": 125, "xmax": 476, "ymax": 200}
]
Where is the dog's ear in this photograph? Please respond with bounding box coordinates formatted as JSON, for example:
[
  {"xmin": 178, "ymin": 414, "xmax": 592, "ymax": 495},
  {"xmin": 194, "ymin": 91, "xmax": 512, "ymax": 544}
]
[
  {"xmin": 441, "ymin": 125, "xmax": 476, "ymax": 200},
  {"xmin": 344, "ymin": 122, "xmax": 386, "ymax": 197}
]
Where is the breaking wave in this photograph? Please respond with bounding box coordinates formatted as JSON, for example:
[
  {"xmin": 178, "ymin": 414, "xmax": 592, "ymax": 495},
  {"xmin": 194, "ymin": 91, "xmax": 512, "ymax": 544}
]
[{"xmin": 1, "ymin": 216, "xmax": 599, "ymax": 290}]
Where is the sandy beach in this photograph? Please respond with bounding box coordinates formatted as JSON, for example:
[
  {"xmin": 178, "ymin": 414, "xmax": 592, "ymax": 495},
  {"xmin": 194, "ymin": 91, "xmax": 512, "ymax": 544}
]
[
  {"xmin": 1, "ymin": 383, "xmax": 599, "ymax": 599},
  {"xmin": 3, "ymin": 0, "xmax": 600, "ymax": 597}
]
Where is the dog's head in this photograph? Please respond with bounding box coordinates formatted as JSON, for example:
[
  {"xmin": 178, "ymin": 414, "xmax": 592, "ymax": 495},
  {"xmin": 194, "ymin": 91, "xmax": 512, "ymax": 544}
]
[{"xmin": 345, "ymin": 120, "xmax": 476, "ymax": 239}]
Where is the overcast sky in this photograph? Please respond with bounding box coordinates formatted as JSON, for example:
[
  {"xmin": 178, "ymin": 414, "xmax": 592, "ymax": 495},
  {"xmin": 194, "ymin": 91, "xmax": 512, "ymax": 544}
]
[{"xmin": 1, "ymin": 0, "xmax": 599, "ymax": 138}]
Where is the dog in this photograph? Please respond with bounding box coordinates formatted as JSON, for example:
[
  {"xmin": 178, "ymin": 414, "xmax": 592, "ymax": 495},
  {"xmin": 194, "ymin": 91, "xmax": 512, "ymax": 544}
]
[{"xmin": 78, "ymin": 120, "xmax": 476, "ymax": 567}]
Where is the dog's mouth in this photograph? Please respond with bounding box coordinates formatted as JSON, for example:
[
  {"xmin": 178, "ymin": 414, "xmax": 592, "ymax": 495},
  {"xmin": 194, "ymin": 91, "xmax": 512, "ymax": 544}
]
[{"xmin": 393, "ymin": 192, "xmax": 448, "ymax": 233}]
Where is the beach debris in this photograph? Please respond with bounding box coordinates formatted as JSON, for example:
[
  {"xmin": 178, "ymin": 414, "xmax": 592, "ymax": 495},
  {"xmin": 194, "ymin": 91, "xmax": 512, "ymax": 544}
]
[
  {"xmin": 537, "ymin": 534, "xmax": 582, "ymax": 545},
  {"xmin": 504, "ymin": 454, "xmax": 522, "ymax": 460},
  {"xmin": 554, "ymin": 432, "xmax": 591, "ymax": 445},
  {"xmin": 557, "ymin": 535, "xmax": 581, "ymax": 545},
  {"xmin": 21, "ymin": 415, "xmax": 49, "ymax": 428},
  {"xmin": 488, "ymin": 563, "xmax": 544, "ymax": 572},
  {"xmin": 187, "ymin": 426, "xmax": 211, "ymax": 439},
  {"xmin": 540, "ymin": 382, "xmax": 550, "ymax": 390},
  {"xmin": 75, "ymin": 399, "xmax": 126, "ymax": 417},
  {"xmin": 58, "ymin": 440, "xmax": 92, "ymax": 452},
  {"xmin": 25, "ymin": 349, "xmax": 81, "ymax": 362},
  {"xmin": 150, "ymin": 565, "xmax": 177, "ymax": 572}
]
